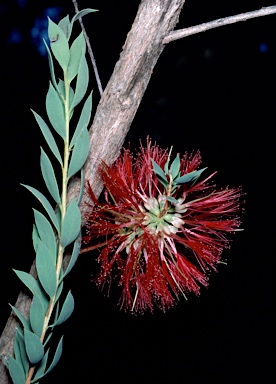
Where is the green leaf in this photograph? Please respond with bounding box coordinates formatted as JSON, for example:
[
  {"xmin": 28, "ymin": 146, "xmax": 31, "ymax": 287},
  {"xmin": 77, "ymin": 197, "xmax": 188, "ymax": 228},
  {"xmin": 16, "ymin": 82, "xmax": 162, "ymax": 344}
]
[
  {"xmin": 68, "ymin": 128, "xmax": 89, "ymax": 179},
  {"xmin": 40, "ymin": 148, "xmax": 61, "ymax": 204},
  {"xmin": 21, "ymin": 185, "xmax": 59, "ymax": 232},
  {"xmin": 32, "ymin": 224, "xmax": 39, "ymax": 252},
  {"xmin": 62, "ymin": 234, "xmax": 81, "ymax": 279},
  {"xmin": 44, "ymin": 336, "xmax": 63, "ymax": 375},
  {"xmin": 24, "ymin": 330, "xmax": 44, "ymax": 365},
  {"xmin": 31, "ymin": 110, "xmax": 62, "ymax": 165},
  {"xmin": 70, "ymin": 53, "xmax": 88, "ymax": 110},
  {"xmin": 58, "ymin": 15, "xmax": 70, "ymax": 37},
  {"xmin": 36, "ymin": 240, "xmax": 57, "ymax": 298},
  {"xmin": 170, "ymin": 155, "xmax": 180, "ymax": 180},
  {"xmin": 174, "ymin": 167, "xmax": 207, "ymax": 185},
  {"xmin": 13, "ymin": 270, "xmax": 40, "ymax": 295},
  {"xmin": 57, "ymin": 79, "xmax": 65, "ymax": 97},
  {"xmin": 166, "ymin": 196, "xmax": 179, "ymax": 204},
  {"xmin": 16, "ymin": 330, "xmax": 29, "ymax": 375},
  {"xmin": 8, "ymin": 356, "xmax": 25, "ymax": 384},
  {"xmin": 68, "ymin": 8, "xmax": 98, "ymax": 40},
  {"xmin": 61, "ymin": 199, "xmax": 81, "ymax": 247},
  {"xmin": 70, "ymin": 92, "xmax": 92, "ymax": 148},
  {"xmin": 30, "ymin": 293, "xmax": 45, "ymax": 336},
  {"xmin": 55, "ymin": 280, "xmax": 63, "ymax": 304},
  {"xmin": 42, "ymin": 39, "xmax": 58, "ymax": 91},
  {"xmin": 13, "ymin": 332, "xmax": 23, "ymax": 371},
  {"xmin": 34, "ymin": 209, "xmax": 57, "ymax": 258},
  {"xmin": 9, "ymin": 305, "xmax": 31, "ymax": 331},
  {"xmin": 32, "ymin": 349, "xmax": 49, "ymax": 382},
  {"xmin": 56, "ymin": 291, "xmax": 74, "ymax": 326},
  {"xmin": 151, "ymin": 159, "xmax": 168, "ymax": 188},
  {"xmin": 46, "ymin": 82, "xmax": 66, "ymax": 139},
  {"xmin": 48, "ymin": 18, "xmax": 70, "ymax": 70},
  {"xmin": 67, "ymin": 32, "xmax": 86, "ymax": 83}
]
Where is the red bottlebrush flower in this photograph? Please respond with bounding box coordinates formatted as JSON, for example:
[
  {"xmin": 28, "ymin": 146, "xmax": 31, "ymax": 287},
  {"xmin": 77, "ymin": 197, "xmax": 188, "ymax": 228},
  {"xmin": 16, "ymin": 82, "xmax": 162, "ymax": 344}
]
[{"xmin": 82, "ymin": 139, "xmax": 243, "ymax": 313}]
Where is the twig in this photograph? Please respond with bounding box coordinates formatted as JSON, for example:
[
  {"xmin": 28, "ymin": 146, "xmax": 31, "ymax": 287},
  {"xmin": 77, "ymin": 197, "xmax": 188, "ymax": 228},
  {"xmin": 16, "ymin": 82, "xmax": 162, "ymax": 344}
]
[
  {"xmin": 163, "ymin": 6, "xmax": 276, "ymax": 44},
  {"xmin": 72, "ymin": 0, "xmax": 103, "ymax": 96}
]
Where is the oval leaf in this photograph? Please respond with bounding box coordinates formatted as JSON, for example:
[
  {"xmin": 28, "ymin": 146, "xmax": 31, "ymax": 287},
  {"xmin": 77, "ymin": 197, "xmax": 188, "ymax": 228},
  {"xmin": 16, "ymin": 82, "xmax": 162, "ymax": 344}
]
[
  {"xmin": 8, "ymin": 356, "xmax": 25, "ymax": 384},
  {"xmin": 30, "ymin": 293, "xmax": 45, "ymax": 336},
  {"xmin": 56, "ymin": 291, "xmax": 74, "ymax": 326},
  {"xmin": 31, "ymin": 110, "xmax": 62, "ymax": 165},
  {"xmin": 24, "ymin": 330, "xmax": 44, "ymax": 365},
  {"xmin": 68, "ymin": 128, "xmax": 89, "ymax": 179},
  {"xmin": 34, "ymin": 209, "xmax": 57, "ymax": 258},
  {"xmin": 170, "ymin": 155, "xmax": 180, "ymax": 180},
  {"xmin": 67, "ymin": 32, "xmax": 86, "ymax": 83},
  {"xmin": 46, "ymin": 82, "xmax": 66, "ymax": 139},
  {"xmin": 21, "ymin": 185, "xmax": 59, "ymax": 232},
  {"xmin": 58, "ymin": 15, "xmax": 70, "ymax": 37},
  {"xmin": 9, "ymin": 305, "xmax": 31, "ymax": 331},
  {"xmin": 48, "ymin": 18, "xmax": 70, "ymax": 70},
  {"xmin": 36, "ymin": 240, "xmax": 57, "ymax": 298},
  {"xmin": 45, "ymin": 336, "xmax": 63, "ymax": 375},
  {"xmin": 70, "ymin": 92, "xmax": 92, "ymax": 148},
  {"xmin": 61, "ymin": 199, "xmax": 81, "ymax": 247},
  {"xmin": 40, "ymin": 148, "xmax": 61, "ymax": 204},
  {"xmin": 70, "ymin": 53, "xmax": 88, "ymax": 110}
]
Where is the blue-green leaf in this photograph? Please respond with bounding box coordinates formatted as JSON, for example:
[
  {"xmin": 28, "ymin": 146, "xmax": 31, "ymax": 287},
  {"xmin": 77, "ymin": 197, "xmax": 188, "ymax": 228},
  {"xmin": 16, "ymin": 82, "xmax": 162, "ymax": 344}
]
[
  {"xmin": 58, "ymin": 15, "xmax": 70, "ymax": 38},
  {"xmin": 15, "ymin": 330, "xmax": 29, "ymax": 375},
  {"xmin": 68, "ymin": 8, "xmax": 98, "ymax": 40},
  {"xmin": 170, "ymin": 155, "xmax": 180, "ymax": 180},
  {"xmin": 55, "ymin": 280, "xmax": 63, "ymax": 304},
  {"xmin": 32, "ymin": 349, "xmax": 49, "ymax": 382},
  {"xmin": 32, "ymin": 224, "xmax": 39, "ymax": 252},
  {"xmin": 24, "ymin": 330, "xmax": 44, "ymax": 365},
  {"xmin": 9, "ymin": 305, "xmax": 31, "ymax": 331},
  {"xmin": 8, "ymin": 356, "xmax": 25, "ymax": 384},
  {"xmin": 70, "ymin": 54, "xmax": 88, "ymax": 110},
  {"xmin": 44, "ymin": 336, "xmax": 63, "ymax": 375},
  {"xmin": 46, "ymin": 82, "xmax": 66, "ymax": 139},
  {"xmin": 68, "ymin": 128, "xmax": 89, "ymax": 179},
  {"xmin": 31, "ymin": 110, "xmax": 62, "ymax": 165},
  {"xmin": 30, "ymin": 293, "xmax": 45, "ymax": 336},
  {"xmin": 40, "ymin": 148, "xmax": 61, "ymax": 204},
  {"xmin": 151, "ymin": 159, "xmax": 168, "ymax": 188},
  {"xmin": 56, "ymin": 291, "xmax": 74, "ymax": 326},
  {"xmin": 166, "ymin": 196, "xmax": 179, "ymax": 204},
  {"xmin": 36, "ymin": 240, "xmax": 57, "ymax": 298},
  {"xmin": 48, "ymin": 18, "xmax": 70, "ymax": 70},
  {"xmin": 21, "ymin": 185, "xmax": 59, "ymax": 232},
  {"xmin": 62, "ymin": 234, "xmax": 81, "ymax": 279},
  {"xmin": 174, "ymin": 167, "xmax": 208, "ymax": 185},
  {"xmin": 61, "ymin": 199, "xmax": 81, "ymax": 247},
  {"xmin": 70, "ymin": 92, "xmax": 92, "ymax": 148},
  {"xmin": 43, "ymin": 39, "xmax": 58, "ymax": 91},
  {"xmin": 34, "ymin": 209, "xmax": 57, "ymax": 258},
  {"xmin": 67, "ymin": 32, "xmax": 86, "ymax": 83},
  {"xmin": 13, "ymin": 332, "xmax": 23, "ymax": 370}
]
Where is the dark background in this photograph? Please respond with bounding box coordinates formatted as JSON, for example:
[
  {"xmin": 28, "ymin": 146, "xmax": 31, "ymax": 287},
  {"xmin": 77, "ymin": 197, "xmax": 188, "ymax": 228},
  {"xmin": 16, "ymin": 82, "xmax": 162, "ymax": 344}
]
[{"xmin": 0, "ymin": 1, "xmax": 275, "ymax": 383}]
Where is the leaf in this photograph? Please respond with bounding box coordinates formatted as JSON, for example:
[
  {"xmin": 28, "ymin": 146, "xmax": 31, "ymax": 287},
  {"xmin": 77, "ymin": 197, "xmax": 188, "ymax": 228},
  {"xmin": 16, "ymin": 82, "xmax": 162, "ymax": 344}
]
[
  {"xmin": 30, "ymin": 293, "xmax": 45, "ymax": 336},
  {"xmin": 9, "ymin": 305, "xmax": 31, "ymax": 331},
  {"xmin": 32, "ymin": 349, "xmax": 49, "ymax": 382},
  {"xmin": 70, "ymin": 92, "xmax": 92, "ymax": 148},
  {"xmin": 55, "ymin": 291, "xmax": 74, "ymax": 326},
  {"xmin": 48, "ymin": 18, "xmax": 70, "ymax": 70},
  {"xmin": 68, "ymin": 128, "xmax": 90, "ymax": 179},
  {"xmin": 62, "ymin": 234, "xmax": 81, "ymax": 279},
  {"xmin": 170, "ymin": 155, "xmax": 180, "ymax": 180},
  {"xmin": 58, "ymin": 15, "xmax": 70, "ymax": 37},
  {"xmin": 70, "ymin": 53, "xmax": 89, "ymax": 110},
  {"xmin": 31, "ymin": 110, "xmax": 62, "ymax": 165},
  {"xmin": 42, "ymin": 39, "xmax": 58, "ymax": 90},
  {"xmin": 44, "ymin": 336, "xmax": 63, "ymax": 375},
  {"xmin": 32, "ymin": 224, "xmax": 39, "ymax": 252},
  {"xmin": 166, "ymin": 196, "xmax": 179, "ymax": 204},
  {"xmin": 55, "ymin": 280, "xmax": 63, "ymax": 304},
  {"xmin": 174, "ymin": 167, "xmax": 208, "ymax": 185},
  {"xmin": 61, "ymin": 199, "xmax": 81, "ymax": 247},
  {"xmin": 13, "ymin": 332, "xmax": 23, "ymax": 370},
  {"xmin": 16, "ymin": 330, "xmax": 29, "ymax": 375},
  {"xmin": 68, "ymin": 8, "xmax": 98, "ymax": 40},
  {"xmin": 8, "ymin": 356, "xmax": 25, "ymax": 384},
  {"xmin": 40, "ymin": 148, "xmax": 61, "ymax": 204},
  {"xmin": 46, "ymin": 82, "xmax": 66, "ymax": 139},
  {"xmin": 67, "ymin": 32, "xmax": 86, "ymax": 83},
  {"xmin": 34, "ymin": 209, "xmax": 57, "ymax": 258},
  {"xmin": 13, "ymin": 270, "xmax": 40, "ymax": 295},
  {"xmin": 36, "ymin": 240, "xmax": 57, "ymax": 298},
  {"xmin": 21, "ymin": 185, "xmax": 59, "ymax": 232},
  {"xmin": 24, "ymin": 330, "xmax": 44, "ymax": 365},
  {"xmin": 151, "ymin": 159, "xmax": 168, "ymax": 188}
]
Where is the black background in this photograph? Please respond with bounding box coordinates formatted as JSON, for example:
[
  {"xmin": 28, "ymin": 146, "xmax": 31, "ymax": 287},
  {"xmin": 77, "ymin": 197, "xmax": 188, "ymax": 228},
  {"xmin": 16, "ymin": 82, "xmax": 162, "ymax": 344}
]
[{"xmin": 0, "ymin": 1, "xmax": 275, "ymax": 383}]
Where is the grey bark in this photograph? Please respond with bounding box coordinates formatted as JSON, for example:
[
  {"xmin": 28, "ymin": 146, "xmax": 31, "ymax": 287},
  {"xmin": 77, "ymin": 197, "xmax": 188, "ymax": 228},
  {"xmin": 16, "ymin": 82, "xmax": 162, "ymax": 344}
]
[{"xmin": 0, "ymin": 0, "xmax": 186, "ymax": 382}]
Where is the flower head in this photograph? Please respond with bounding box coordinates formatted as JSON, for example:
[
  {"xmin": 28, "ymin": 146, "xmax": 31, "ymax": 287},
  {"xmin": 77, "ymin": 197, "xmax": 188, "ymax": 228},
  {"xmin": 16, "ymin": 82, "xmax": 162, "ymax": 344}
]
[{"xmin": 82, "ymin": 139, "xmax": 243, "ymax": 313}]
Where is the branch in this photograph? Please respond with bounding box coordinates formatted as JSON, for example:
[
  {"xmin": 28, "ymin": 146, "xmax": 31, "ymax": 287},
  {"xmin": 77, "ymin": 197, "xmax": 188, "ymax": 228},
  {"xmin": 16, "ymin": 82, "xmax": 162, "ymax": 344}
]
[{"xmin": 163, "ymin": 6, "xmax": 276, "ymax": 44}]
